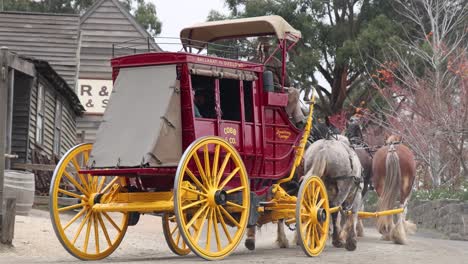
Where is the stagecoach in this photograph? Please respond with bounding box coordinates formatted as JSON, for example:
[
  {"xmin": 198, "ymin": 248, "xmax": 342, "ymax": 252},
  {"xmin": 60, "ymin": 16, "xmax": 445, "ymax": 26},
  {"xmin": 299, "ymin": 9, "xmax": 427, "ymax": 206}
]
[{"xmin": 49, "ymin": 15, "xmax": 402, "ymax": 261}]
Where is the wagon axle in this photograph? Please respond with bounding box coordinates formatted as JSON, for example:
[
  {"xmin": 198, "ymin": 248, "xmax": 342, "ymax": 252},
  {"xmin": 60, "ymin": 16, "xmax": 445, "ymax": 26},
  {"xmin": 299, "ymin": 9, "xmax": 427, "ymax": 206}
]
[{"xmin": 214, "ymin": 189, "xmax": 228, "ymax": 206}]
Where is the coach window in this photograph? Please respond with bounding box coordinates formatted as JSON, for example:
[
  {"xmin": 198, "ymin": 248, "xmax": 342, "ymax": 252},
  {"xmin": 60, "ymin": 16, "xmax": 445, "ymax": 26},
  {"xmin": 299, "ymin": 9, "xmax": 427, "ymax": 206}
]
[
  {"xmin": 191, "ymin": 75, "xmax": 216, "ymax": 119},
  {"xmin": 243, "ymin": 81, "xmax": 254, "ymax": 122},
  {"xmin": 219, "ymin": 78, "xmax": 241, "ymax": 121}
]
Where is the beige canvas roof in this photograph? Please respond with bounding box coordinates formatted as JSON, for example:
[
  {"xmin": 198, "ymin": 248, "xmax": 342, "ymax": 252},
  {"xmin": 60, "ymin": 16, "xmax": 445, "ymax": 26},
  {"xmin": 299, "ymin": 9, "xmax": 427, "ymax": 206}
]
[{"xmin": 180, "ymin": 15, "xmax": 301, "ymax": 50}]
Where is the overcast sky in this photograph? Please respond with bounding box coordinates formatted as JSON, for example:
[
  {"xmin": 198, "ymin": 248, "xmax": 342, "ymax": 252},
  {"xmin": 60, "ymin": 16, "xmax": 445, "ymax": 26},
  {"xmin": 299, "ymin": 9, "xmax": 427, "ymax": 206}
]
[
  {"xmin": 148, "ymin": 0, "xmax": 328, "ymax": 90},
  {"xmin": 150, "ymin": 0, "xmax": 229, "ymax": 51}
]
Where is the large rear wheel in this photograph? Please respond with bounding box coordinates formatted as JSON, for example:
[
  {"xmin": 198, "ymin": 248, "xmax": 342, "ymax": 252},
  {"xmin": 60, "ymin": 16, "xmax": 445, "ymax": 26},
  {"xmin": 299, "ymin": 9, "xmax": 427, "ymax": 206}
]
[
  {"xmin": 174, "ymin": 136, "xmax": 250, "ymax": 260},
  {"xmin": 49, "ymin": 143, "xmax": 129, "ymax": 260},
  {"xmin": 296, "ymin": 176, "xmax": 330, "ymax": 257}
]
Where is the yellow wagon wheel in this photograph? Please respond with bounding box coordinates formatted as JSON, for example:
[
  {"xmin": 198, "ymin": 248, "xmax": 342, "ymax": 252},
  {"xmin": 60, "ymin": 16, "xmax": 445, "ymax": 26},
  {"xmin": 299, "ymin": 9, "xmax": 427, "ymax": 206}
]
[
  {"xmin": 296, "ymin": 176, "xmax": 330, "ymax": 257},
  {"xmin": 162, "ymin": 213, "xmax": 191, "ymax": 256},
  {"xmin": 49, "ymin": 143, "xmax": 129, "ymax": 260},
  {"xmin": 174, "ymin": 136, "xmax": 250, "ymax": 260}
]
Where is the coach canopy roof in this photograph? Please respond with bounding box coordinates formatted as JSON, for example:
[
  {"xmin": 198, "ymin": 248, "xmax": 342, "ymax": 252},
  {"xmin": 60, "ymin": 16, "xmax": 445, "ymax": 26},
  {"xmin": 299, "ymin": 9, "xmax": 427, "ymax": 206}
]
[{"xmin": 180, "ymin": 15, "xmax": 301, "ymax": 50}]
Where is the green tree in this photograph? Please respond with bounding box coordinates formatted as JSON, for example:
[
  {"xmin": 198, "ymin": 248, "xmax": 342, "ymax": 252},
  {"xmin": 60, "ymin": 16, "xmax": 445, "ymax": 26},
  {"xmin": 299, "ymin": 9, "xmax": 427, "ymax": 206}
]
[
  {"xmin": 134, "ymin": 0, "xmax": 161, "ymax": 37},
  {"xmin": 212, "ymin": 0, "xmax": 406, "ymax": 115},
  {"xmin": 1, "ymin": 0, "xmax": 161, "ymax": 37}
]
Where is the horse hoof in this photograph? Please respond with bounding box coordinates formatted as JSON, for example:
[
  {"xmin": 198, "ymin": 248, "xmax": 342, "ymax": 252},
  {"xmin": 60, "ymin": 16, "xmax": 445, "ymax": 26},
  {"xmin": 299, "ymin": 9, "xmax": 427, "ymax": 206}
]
[
  {"xmin": 380, "ymin": 234, "xmax": 391, "ymax": 241},
  {"xmin": 357, "ymin": 229, "xmax": 364, "ymax": 237},
  {"xmin": 245, "ymin": 239, "xmax": 255, "ymax": 251},
  {"xmin": 332, "ymin": 240, "xmax": 344, "ymax": 248},
  {"xmin": 277, "ymin": 239, "xmax": 289, "ymax": 248},
  {"xmin": 345, "ymin": 238, "xmax": 357, "ymax": 251}
]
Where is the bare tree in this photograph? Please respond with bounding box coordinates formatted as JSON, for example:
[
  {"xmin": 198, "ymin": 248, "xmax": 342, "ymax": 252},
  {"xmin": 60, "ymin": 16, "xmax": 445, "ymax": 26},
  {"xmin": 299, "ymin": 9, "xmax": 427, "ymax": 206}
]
[{"xmin": 367, "ymin": 0, "xmax": 468, "ymax": 187}]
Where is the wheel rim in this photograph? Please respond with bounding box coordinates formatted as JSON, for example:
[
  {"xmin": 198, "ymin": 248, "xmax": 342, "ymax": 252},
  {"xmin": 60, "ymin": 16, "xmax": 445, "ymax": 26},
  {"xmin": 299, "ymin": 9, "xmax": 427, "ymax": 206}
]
[
  {"xmin": 174, "ymin": 137, "xmax": 250, "ymax": 260},
  {"xmin": 49, "ymin": 143, "xmax": 129, "ymax": 260},
  {"xmin": 162, "ymin": 213, "xmax": 191, "ymax": 256},
  {"xmin": 296, "ymin": 176, "xmax": 330, "ymax": 257}
]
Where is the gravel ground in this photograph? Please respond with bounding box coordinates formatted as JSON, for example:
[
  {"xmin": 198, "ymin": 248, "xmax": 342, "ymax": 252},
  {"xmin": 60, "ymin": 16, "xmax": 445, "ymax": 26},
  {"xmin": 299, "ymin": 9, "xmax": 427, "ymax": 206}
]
[{"xmin": 0, "ymin": 209, "xmax": 467, "ymax": 264}]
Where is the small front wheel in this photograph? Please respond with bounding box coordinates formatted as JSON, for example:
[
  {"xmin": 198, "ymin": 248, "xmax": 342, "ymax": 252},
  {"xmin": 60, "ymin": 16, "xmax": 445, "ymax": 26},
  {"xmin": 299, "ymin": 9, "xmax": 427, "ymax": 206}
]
[{"xmin": 296, "ymin": 176, "xmax": 330, "ymax": 257}]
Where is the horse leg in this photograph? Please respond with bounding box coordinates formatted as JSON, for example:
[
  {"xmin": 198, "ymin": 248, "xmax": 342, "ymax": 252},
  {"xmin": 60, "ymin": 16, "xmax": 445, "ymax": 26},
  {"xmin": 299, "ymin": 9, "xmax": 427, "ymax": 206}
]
[
  {"xmin": 356, "ymin": 204, "xmax": 365, "ymax": 237},
  {"xmin": 245, "ymin": 226, "xmax": 256, "ymax": 250},
  {"xmin": 276, "ymin": 219, "xmax": 289, "ymax": 248},
  {"xmin": 331, "ymin": 181, "xmax": 354, "ymax": 248},
  {"xmin": 331, "ymin": 210, "xmax": 344, "ymax": 248},
  {"xmin": 345, "ymin": 191, "xmax": 362, "ymax": 251},
  {"xmin": 391, "ymin": 198, "xmax": 412, "ymax": 245},
  {"xmin": 344, "ymin": 212, "xmax": 358, "ymax": 251}
]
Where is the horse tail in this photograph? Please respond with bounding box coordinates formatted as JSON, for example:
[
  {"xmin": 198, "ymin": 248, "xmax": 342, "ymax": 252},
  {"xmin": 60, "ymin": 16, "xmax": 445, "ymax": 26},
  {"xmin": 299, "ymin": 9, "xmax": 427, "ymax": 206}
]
[
  {"xmin": 377, "ymin": 144, "xmax": 401, "ymax": 235},
  {"xmin": 304, "ymin": 149, "xmax": 327, "ymax": 179}
]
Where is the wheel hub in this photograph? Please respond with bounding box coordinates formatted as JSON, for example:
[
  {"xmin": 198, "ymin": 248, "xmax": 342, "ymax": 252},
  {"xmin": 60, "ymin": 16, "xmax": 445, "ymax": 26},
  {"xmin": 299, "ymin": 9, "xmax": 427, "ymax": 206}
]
[
  {"xmin": 214, "ymin": 190, "xmax": 227, "ymax": 205},
  {"xmin": 316, "ymin": 208, "xmax": 327, "ymax": 223}
]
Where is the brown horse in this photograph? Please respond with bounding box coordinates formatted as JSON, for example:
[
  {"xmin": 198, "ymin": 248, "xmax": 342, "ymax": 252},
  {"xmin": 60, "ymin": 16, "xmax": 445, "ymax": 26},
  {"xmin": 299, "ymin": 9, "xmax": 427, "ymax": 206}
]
[{"xmin": 372, "ymin": 135, "xmax": 416, "ymax": 244}]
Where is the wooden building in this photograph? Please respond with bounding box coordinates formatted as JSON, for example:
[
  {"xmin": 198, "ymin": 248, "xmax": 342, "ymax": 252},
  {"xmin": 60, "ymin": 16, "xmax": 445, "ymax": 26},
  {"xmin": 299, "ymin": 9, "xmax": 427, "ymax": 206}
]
[
  {"xmin": 0, "ymin": 49, "xmax": 84, "ymax": 193},
  {"xmin": 76, "ymin": 0, "xmax": 160, "ymax": 142},
  {"xmin": 0, "ymin": 0, "xmax": 161, "ymax": 144}
]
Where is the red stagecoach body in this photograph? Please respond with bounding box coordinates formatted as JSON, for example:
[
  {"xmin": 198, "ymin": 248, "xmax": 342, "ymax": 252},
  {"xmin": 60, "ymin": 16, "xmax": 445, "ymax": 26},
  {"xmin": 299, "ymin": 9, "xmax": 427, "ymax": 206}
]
[{"xmin": 82, "ymin": 16, "xmax": 303, "ymax": 196}]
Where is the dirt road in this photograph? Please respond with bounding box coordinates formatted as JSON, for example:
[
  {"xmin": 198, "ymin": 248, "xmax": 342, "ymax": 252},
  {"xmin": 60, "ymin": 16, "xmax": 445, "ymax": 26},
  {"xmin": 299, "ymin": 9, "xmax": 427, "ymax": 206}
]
[{"xmin": 1, "ymin": 209, "xmax": 467, "ymax": 264}]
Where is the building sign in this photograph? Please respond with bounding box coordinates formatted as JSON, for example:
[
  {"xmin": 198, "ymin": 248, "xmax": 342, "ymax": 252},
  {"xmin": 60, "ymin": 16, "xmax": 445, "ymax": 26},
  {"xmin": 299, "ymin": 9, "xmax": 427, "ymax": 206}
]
[{"xmin": 77, "ymin": 79, "xmax": 113, "ymax": 114}]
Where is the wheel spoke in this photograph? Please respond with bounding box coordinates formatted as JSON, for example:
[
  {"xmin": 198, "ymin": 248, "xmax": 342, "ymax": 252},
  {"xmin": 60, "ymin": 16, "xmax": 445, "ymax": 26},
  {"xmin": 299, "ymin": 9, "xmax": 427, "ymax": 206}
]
[
  {"xmin": 83, "ymin": 150, "xmax": 90, "ymax": 165},
  {"xmin": 63, "ymin": 171, "xmax": 89, "ymax": 197},
  {"xmin": 93, "ymin": 214, "xmax": 100, "ymax": 254},
  {"xmin": 72, "ymin": 210, "xmax": 92, "ymax": 244},
  {"xmin": 97, "ymin": 177, "xmax": 106, "ymax": 193},
  {"xmin": 97, "ymin": 213, "xmax": 112, "ymax": 247},
  {"xmin": 74, "ymin": 171, "xmax": 91, "ymax": 193},
  {"xmin": 58, "ymin": 202, "xmax": 85, "ymax": 213},
  {"xmin": 216, "ymin": 207, "xmax": 232, "ymax": 243},
  {"xmin": 219, "ymin": 167, "xmax": 240, "ymax": 190},
  {"xmin": 63, "ymin": 208, "xmax": 86, "ymax": 230},
  {"xmin": 316, "ymin": 198, "xmax": 325, "ymax": 208},
  {"xmin": 212, "ymin": 144, "xmax": 220, "ymax": 185},
  {"xmin": 213, "ymin": 207, "xmax": 222, "ymax": 251},
  {"xmin": 219, "ymin": 205, "xmax": 240, "ymax": 228},
  {"xmin": 91, "ymin": 176, "xmax": 99, "ymax": 193},
  {"xmin": 181, "ymin": 199, "xmax": 207, "ymax": 211},
  {"xmin": 102, "ymin": 212, "xmax": 122, "ymax": 233},
  {"xmin": 170, "ymin": 225, "xmax": 178, "ymax": 236},
  {"xmin": 304, "ymin": 219, "xmax": 312, "ymax": 246},
  {"xmin": 226, "ymin": 186, "xmax": 245, "ymax": 194},
  {"xmin": 186, "ymin": 203, "xmax": 208, "ymax": 230},
  {"xmin": 205, "ymin": 208, "xmax": 213, "ymax": 250},
  {"xmin": 204, "ymin": 145, "xmax": 211, "ymax": 186},
  {"xmin": 58, "ymin": 188, "xmax": 83, "ymax": 200},
  {"xmin": 313, "ymin": 186, "xmax": 320, "ymax": 205},
  {"xmin": 311, "ymin": 224, "xmax": 315, "ymax": 249},
  {"xmin": 314, "ymin": 225, "xmax": 320, "ymax": 245},
  {"xmin": 83, "ymin": 213, "xmax": 92, "ymax": 253},
  {"xmin": 192, "ymin": 151, "xmax": 209, "ymax": 187},
  {"xmin": 226, "ymin": 201, "xmax": 246, "ymax": 211},
  {"xmin": 175, "ymin": 230, "xmax": 181, "ymax": 247},
  {"xmin": 194, "ymin": 205, "xmax": 210, "ymax": 243},
  {"xmin": 181, "ymin": 186, "xmax": 207, "ymax": 197},
  {"xmin": 71, "ymin": 157, "xmax": 82, "ymax": 172},
  {"xmin": 216, "ymin": 153, "xmax": 231, "ymax": 186},
  {"xmin": 307, "ymin": 184, "xmax": 314, "ymax": 206},
  {"xmin": 100, "ymin": 177, "xmax": 119, "ymax": 194},
  {"xmin": 185, "ymin": 168, "xmax": 208, "ymax": 193},
  {"xmin": 317, "ymin": 222, "xmax": 326, "ymax": 234}
]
